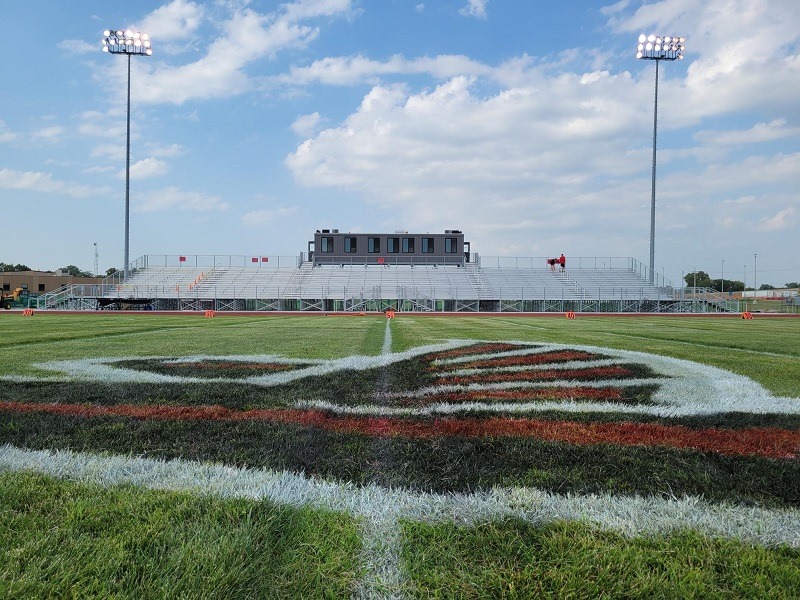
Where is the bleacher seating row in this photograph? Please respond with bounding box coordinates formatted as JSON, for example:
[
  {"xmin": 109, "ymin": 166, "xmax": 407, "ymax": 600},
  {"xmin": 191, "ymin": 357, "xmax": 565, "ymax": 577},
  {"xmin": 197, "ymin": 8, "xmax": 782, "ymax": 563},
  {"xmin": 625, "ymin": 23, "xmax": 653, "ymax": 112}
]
[{"xmin": 109, "ymin": 261, "xmax": 670, "ymax": 302}]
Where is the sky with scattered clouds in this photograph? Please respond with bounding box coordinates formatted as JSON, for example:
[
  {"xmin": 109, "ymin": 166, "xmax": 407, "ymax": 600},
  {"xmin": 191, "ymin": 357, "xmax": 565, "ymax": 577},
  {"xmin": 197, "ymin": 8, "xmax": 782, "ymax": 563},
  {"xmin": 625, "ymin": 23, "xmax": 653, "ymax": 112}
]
[{"xmin": 1, "ymin": 0, "xmax": 798, "ymax": 286}]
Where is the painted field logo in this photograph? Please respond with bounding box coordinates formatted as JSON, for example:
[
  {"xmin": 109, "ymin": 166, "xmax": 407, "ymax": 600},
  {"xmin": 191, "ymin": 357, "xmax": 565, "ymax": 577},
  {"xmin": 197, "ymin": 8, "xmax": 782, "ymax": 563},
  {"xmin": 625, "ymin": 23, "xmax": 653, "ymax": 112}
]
[
  {"xmin": 2, "ymin": 340, "xmax": 799, "ymax": 493},
  {"xmin": 4, "ymin": 337, "xmax": 800, "ymax": 597}
]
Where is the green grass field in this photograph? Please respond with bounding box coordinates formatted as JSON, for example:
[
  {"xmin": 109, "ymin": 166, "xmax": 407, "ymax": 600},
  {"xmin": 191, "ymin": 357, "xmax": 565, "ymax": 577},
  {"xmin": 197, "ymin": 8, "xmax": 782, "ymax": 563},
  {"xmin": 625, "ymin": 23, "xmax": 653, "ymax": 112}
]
[{"xmin": 1, "ymin": 313, "xmax": 798, "ymax": 598}]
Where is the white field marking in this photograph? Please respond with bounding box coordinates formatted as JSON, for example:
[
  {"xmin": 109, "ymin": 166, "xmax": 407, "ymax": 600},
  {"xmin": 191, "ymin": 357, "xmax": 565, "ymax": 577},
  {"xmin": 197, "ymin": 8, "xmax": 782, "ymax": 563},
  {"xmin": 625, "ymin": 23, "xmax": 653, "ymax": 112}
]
[
  {"xmin": 494, "ymin": 319, "xmax": 800, "ymax": 360},
  {"xmin": 1, "ymin": 446, "xmax": 798, "ymax": 558},
  {"xmin": 357, "ymin": 316, "xmax": 407, "ymax": 597},
  {"xmin": 382, "ymin": 319, "xmax": 393, "ymax": 358},
  {"xmin": 3, "ymin": 341, "xmax": 799, "ymax": 417},
  {"xmin": 293, "ymin": 397, "xmax": 667, "ymax": 418},
  {"xmin": 11, "ymin": 341, "xmax": 472, "ymax": 388}
]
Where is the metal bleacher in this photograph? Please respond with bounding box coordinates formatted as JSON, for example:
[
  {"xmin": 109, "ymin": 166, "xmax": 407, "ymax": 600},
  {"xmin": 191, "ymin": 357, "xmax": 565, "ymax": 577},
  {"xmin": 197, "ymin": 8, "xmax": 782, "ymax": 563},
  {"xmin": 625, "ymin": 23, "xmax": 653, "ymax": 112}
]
[{"xmin": 40, "ymin": 253, "xmax": 694, "ymax": 312}]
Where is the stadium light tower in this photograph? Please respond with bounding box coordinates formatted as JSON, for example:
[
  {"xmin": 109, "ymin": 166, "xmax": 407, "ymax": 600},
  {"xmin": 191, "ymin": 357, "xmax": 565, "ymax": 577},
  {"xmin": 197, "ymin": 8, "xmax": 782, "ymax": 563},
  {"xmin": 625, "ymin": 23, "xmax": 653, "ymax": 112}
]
[
  {"xmin": 637, "ymin": 33, "xmax": 685, "ymax": 282},
  {"xmin": 102, "ymin": 29, "xmax": 152, "ymax": 279}
]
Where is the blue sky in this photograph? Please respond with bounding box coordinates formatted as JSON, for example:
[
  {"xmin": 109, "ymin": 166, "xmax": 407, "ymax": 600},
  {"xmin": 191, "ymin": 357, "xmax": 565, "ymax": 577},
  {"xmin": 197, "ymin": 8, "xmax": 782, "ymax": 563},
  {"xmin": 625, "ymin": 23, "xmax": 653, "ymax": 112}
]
[{"xmin": 1, "ymin": 0, "xmax": 798, "ymax": 287}]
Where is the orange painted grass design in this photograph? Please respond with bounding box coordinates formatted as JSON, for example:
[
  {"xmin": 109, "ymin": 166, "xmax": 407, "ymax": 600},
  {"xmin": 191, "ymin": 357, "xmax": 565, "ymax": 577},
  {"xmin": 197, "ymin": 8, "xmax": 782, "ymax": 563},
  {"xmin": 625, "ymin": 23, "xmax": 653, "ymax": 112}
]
[{"xmin": 2, "ymin": 400, "xmax": 798, "ymax": 460}]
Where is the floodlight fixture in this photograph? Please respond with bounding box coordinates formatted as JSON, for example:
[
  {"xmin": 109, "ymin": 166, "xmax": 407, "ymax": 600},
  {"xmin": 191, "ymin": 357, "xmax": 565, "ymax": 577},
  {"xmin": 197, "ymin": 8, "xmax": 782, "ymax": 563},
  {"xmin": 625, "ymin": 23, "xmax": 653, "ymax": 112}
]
[
  {"xmin": 636, "ymin": 34, "xmax": 684, "ymax": 60},
  {"xmin": 101, "ymin": 28, "xmax": 152, "ymax": 279},
  {"xmin": 102, "ymin": 30, "xmax": 152, "ymax": 56},
  {"xmin": 636, "ymin": 33, "xmax": 685, "ymax": 282}
]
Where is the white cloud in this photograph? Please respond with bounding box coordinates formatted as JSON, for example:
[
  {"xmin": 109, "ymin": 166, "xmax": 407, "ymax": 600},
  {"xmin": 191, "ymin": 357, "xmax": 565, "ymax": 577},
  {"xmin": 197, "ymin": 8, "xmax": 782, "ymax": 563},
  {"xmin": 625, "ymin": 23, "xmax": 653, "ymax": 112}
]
[
  {"xmin": 694, "ymin": 120, "xmax": 800, "ymax": 146},
  {"xmin": 84, "ymin": 166, "xmax": 116, "ymax": 175},
  {"xmin": 0, "ymin": 120, "xmax": 16, "ymax": 143},
  {"xmin": 32, "ymin": 126, "xmax": 65, "ymax": 142},
  {"xmin": 291, "ymin": 112, "xmax": 324, "ymax": 136},
  {"xmin": 136, "ymin": 186, "xmax": 229, "ymax": 211},
  {"xmin": 241, "ymin": 207, "xmax": 298, "ymax": 226},
  {"xmin": 757, "ymin": 207, "xmax": 796, "ymax": 232},
  {"xmin": 459, "ymin": 0, "xmax": 488, "ymax": 19},
  {"xmin": 609, "ymin": 0, "xmax": 800, "ymax": 124},
  {"xmin": 121, "ymin": 0, "xmax": 353, "ymax": 105},
  {"xmin": 279, "ymin": 53, "xmax": 493, "ymax": 86},
  {"xmin": 282, "ymin": 0, "xmax": 354, "ymax": 21},
  {"xmin": 92, "ymin": 143, "xmax": 126, "ymax": 162},
  {"xmin": 125, "ymin": 157, "xmax": 169, "ymax": 180},
  {"xmin": 285, "ymin": 47, "xmax": 800, "ymax": 259},
  {"xmin": 58, "ymin": 39, "xmax": 97, "ymax": 54},
  {"xmin": 0, "ymin": 168, "xmax": 103, "ymax": 198},
  {"xmin": 137, "ymin": 0, "xmax": 205, "ymax": 54},
  {"xmin": 147, "ymin": 143, "xmax": 187, "ymax": 157}
]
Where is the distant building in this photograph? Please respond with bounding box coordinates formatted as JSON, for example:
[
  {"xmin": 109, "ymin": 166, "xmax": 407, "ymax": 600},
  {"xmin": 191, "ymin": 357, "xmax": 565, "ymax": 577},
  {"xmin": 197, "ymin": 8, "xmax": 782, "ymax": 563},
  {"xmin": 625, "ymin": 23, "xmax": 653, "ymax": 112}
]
[
  {"xmin": 309, "ymin": 229, "xmax": 470, "ymax": 266},
  {"xmin": 0, "ymin": 271, "xmax": 103, "ymax": 295}
]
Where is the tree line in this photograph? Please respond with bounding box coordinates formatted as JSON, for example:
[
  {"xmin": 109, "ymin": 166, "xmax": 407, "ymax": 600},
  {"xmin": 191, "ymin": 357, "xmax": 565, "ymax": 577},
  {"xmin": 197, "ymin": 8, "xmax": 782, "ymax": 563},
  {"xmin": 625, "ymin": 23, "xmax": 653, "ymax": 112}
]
[
  {"xmin": 1, "ymin": 263, "xmax": 118, "ymax": 277},
  {"xmin": 684, "ymin": 271, "xmax": 798, "ymax": 292}
]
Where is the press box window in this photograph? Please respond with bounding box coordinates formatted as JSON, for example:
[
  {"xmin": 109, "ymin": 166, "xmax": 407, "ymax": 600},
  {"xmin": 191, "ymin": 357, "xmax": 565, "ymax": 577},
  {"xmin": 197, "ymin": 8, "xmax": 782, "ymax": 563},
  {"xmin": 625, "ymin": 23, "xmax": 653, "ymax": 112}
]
[
  {"xmin": 320, "ymin": 236, "xmax": 334, "ymax": 253},
  {"xmin": 402, "ymin": 237, "xmax": 415, "ymax": 253},
  {"xmin": 344, "ymin": 237, "xmax": 357, "ymax": 253},
  {"xmin": 387, "ymin": 237, "xmax": 399, "ymax": 253},
  {"xmin": 39, "ymin": 284, "xmax": 46, "ymax": 292},
  {"xmin": 445, "ymin": 237, "xmax": 458, "ymax": 253},
  {"xmin": 368, "ymin": 237, "xmax": 380, "ymax": 253},
  {"xmin": 421, "ymin": 237, "xmax": 434, "ymax": 253}
]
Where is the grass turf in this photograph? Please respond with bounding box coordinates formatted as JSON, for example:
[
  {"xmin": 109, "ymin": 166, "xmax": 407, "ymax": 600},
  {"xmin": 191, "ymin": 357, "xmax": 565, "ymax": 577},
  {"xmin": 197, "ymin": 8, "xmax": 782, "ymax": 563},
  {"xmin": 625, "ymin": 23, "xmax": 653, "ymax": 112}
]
[
  {"xmin": 1, "ymin": 312, "xmax": 799, "ymax": 597},
  {"xmin": 401, "ymin": 518, "xmax": 800, "ymax": 599},
  {"xmin": 0, "ymin": 470, "xmax": 361, "ymax": 599}
]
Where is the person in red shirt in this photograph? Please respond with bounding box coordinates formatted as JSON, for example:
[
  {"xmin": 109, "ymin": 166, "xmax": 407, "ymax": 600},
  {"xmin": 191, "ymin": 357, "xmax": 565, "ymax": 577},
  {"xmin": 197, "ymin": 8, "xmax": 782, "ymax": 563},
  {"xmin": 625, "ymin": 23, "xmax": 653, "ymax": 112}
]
[{"xmin": 559, "ymin": 254, "xmax": 566, "ymax": 272}]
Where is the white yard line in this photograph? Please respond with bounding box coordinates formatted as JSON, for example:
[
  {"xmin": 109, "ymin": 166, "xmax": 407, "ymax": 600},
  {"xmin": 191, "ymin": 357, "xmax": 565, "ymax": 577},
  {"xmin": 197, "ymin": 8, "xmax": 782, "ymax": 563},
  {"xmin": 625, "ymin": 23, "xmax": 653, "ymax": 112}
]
[
  {"xmin": 2, "ymin": 444, "xmax": 799, "ymax": 600},
  {"xmin": 382, "ymin": 318, "xmax": 393, "ymax": 358}
]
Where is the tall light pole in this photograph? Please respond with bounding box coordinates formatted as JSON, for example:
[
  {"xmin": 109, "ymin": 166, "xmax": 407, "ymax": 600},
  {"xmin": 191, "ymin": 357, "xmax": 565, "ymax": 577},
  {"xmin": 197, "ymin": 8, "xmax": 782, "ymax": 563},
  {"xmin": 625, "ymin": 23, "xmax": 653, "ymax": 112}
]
[
  {"xmin": 721, "ymin": 259, "xmax": 724, "ymax": 294},
  {"xmin": 102, "ymin": 29, "xmax": 152, "ymax": 279},
  {"xmin": 754, "ymin": 253, "xmax": 758, "ymax": 302},
  {"xmin": 637, "ymin": 34, "xmax": 685, "ymax": 282}
]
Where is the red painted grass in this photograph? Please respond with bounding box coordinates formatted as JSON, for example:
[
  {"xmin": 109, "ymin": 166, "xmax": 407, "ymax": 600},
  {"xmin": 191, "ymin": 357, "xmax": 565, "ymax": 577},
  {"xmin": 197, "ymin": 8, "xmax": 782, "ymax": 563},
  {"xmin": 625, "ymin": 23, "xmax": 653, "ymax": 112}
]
[
  {"xmin": 403, "ymin": 386, "xmax": 627, "ymax": 405},
  {"xmin": 435, "ymin": 365, "xmax": 634, "ymax": 386},
  {"xmin": 432, "ymin": 350, "xmax": 602, "ymax": 371},
  {"xmin": 427, "ymin": 343, "xmax": 525, "ymax": 360},
  {"xmin": 2, "ymin": 400, "xmax": 798, "ymax": 459}
]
